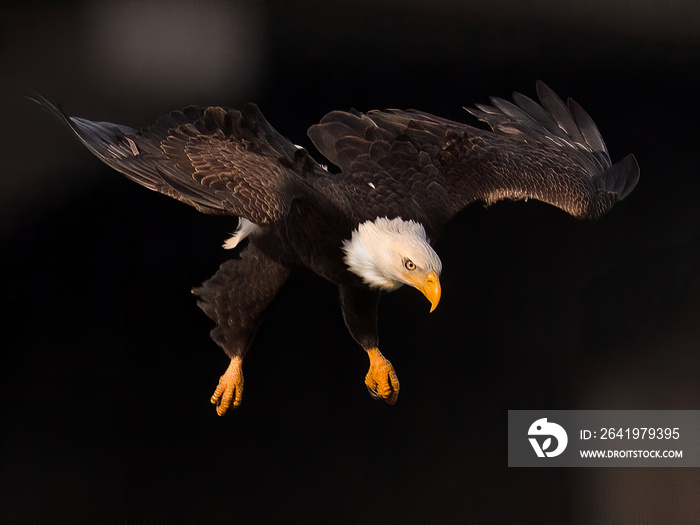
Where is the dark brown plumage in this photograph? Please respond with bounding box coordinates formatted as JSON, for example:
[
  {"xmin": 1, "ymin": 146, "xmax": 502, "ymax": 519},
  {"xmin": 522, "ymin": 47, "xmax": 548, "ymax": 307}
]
[{"xmin": 31, "ymin": 82, "xmax": 639, "ymax": 414}]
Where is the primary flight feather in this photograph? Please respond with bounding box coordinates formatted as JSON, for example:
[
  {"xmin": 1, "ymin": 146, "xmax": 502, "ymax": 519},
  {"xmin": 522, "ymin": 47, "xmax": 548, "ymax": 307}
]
[{"xmin": 32, "ymin": 82, "xmax": 639, "ymax": 414}]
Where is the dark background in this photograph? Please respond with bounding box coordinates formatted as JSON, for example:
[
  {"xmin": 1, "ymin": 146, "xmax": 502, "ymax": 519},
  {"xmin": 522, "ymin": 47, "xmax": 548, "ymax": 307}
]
[{"xmin": 2, "ymin": 1, "xmax": 699, "ymax": 522}]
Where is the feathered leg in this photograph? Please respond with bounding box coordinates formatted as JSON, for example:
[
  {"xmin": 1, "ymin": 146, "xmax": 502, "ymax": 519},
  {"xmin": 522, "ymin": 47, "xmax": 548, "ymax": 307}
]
[
  {"xmin": 192, "ymin": 243, "xmax": 291, "ymax": 415},
  {"xmin": 339, "ymin": 285, "xmax": 399, "ymax": 405}
]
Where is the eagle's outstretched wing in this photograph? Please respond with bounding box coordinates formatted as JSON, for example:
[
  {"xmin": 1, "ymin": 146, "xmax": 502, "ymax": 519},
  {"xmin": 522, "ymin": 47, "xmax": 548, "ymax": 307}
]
[
  {"xmin": 31, "ymin": 94, "xmax": 321, "ymax": 224},
  {"xmin": 308, "ymin": 81, "xmax": 639, "ymax": 237}
]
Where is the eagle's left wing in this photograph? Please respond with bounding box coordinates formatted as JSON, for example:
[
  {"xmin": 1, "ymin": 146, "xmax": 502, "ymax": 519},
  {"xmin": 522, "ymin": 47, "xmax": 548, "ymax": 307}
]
[{"xmin": 308, "ymin": 81, "xmax": 639, "ymax": 237}]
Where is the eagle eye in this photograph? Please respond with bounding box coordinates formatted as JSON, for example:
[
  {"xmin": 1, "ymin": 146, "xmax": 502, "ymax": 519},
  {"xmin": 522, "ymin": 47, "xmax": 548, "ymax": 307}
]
[{"xmin": 404, "ymin": 258, "xmax": 416, "ymax": 271}]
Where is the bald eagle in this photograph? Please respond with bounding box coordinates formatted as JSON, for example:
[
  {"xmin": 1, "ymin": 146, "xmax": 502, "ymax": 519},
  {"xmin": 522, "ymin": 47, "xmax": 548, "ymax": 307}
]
[{"xmin": 32, "ymin": 82, "xmax": 639, "ymax": 415}]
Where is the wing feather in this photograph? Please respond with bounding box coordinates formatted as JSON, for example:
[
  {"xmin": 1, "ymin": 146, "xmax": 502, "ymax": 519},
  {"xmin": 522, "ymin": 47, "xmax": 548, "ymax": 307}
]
[
  {"xmin": 31, "ymin": 94, "xmax": 319, "ymax": 224},
  {"xmin": 309, "ymin": 82, "xmax": 639, "ymax": 233},
  {"xmin": 567, "ymin": 97, "xmax": 610, "ymax": 159},
  {"xmin": 535, "ymin": 80, "xmax": 587, "ymax": 147}
]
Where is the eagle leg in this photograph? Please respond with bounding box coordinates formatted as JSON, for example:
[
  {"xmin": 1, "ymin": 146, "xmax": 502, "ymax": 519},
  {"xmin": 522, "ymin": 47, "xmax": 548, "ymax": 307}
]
[
  {"xmin": 365, "ymin": 347, "xmax": 400, "ymax": 405},
  {"xmin": 338, "ymin": 285, "xmax": 400, "ymax": 404},
  {"xmin": 210, "ymin": 355, "xmax": 244, "ymax": 415},
  {"xmin": 193, "ymin": 242, "xmax": 291, "ymax": 415}
]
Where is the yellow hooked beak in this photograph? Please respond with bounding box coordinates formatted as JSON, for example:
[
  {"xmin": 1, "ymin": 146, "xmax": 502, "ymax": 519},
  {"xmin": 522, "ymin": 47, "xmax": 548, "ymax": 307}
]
[
  {"xmin": 423, "ymin": 271, "xmax": 442, "ymax": 312},
  {"xmin": 406, "ymin": 270, "xmax": 442, "ymax": 313}
]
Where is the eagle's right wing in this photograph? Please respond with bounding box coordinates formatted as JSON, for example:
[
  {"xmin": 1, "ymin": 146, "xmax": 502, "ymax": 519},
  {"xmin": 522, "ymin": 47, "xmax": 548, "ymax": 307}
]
[
  {"xmin": 31, "ymin": 94, "xmax": 321, "ymax": 224},
  {"xmin": 456, "ymin": 80, "xmax": 639, "ymax": 218},
  {"xmin": 308, "ymin": 82, "xmax": 639, "ymax": 238}
]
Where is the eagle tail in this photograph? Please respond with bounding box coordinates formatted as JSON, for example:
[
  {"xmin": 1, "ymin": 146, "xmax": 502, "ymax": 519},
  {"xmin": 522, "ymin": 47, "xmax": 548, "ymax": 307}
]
[{"xmin": 600, "ymin": 153, "xmax": 640, "ymax": 201}]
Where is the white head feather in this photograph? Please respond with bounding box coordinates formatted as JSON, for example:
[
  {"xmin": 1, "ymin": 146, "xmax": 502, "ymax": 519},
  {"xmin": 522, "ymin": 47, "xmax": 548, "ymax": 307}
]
[{"xmin": 342, "ymin": 217, "xmax": 442, "ymax": 290}]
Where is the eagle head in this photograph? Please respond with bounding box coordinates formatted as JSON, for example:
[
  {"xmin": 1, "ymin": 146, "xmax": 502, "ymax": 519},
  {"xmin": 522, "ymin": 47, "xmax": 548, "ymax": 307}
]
[{"xmin": 342, "ymin": 217, "xmax": 442, "ymax": 312}]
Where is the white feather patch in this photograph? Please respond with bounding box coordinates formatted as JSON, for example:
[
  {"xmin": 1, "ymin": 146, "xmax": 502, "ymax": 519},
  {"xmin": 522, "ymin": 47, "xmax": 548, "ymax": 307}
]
[
  {"xmin": 223, "ymin": 218, "xmax": 260, "ymax": 249},
  {"xmin": 342, "ymin": 217, "xmax": 441, "ymax": 290}
]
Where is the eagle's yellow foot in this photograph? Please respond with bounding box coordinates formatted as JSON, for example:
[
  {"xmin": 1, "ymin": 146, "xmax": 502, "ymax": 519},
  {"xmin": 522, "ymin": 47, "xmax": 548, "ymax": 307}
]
[
  {"xmin": 210, "ymin": 356, "xmax": 244, "ymax": 416},
  {"xmin": 364, "ymin": 347, "xmax": 400, "ymax": 405}
]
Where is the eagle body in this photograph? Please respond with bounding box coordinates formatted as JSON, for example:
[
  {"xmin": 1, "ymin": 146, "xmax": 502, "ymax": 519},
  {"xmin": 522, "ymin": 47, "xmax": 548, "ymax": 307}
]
[{"xmin": 33, "ymin": 82, "xmax": 639, "ymax": 414}]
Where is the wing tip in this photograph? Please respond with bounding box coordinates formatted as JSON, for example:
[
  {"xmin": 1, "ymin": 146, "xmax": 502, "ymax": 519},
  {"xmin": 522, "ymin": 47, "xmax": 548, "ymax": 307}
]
[
  {"xmin": 25, "ymin": 89, "xmax": 73, "ymax": 128},
  {"xmin": 469, "ymin": 80, "xmax": 609, "ymax": 155}
]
